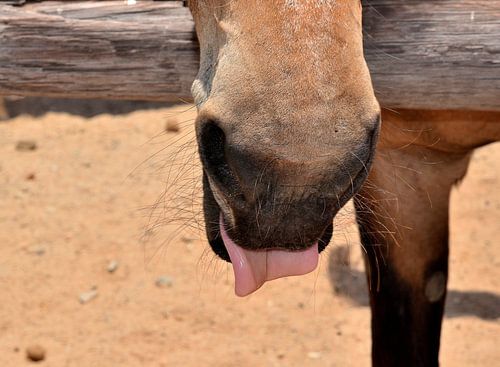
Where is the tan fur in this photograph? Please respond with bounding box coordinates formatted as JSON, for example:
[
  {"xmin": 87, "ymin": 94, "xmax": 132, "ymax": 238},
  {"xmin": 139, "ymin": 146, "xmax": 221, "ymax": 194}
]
[
  {"xmin": 363, "ymin": 109, "xmax": 500, "ymax": 286},
  {"xmin": 190, "ymin": 0, "xmax": 379, "ymax": 162}
]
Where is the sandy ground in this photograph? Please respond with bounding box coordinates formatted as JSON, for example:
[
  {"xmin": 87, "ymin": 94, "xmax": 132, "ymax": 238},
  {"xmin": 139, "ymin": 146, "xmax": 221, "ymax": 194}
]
[{"xmin": 0, "ymin": 104, "xmax": 498, "ymax": 367}]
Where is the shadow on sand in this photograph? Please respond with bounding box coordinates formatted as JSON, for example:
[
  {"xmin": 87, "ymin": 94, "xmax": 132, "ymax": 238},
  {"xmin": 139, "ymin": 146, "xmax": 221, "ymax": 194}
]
[
  {"xmin": 1, "ymin": 97, "xmax": 176, "ymax": 119},
  {"xmin": 328, "ymin": 246, "xmax": 500, "ymax": 320}
]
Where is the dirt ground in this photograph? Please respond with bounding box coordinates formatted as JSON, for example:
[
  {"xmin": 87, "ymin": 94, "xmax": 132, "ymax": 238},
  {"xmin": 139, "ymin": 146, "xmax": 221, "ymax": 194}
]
[{"xmin": 0, "ymin": 103, "xmax": 498, "ymax": 367}]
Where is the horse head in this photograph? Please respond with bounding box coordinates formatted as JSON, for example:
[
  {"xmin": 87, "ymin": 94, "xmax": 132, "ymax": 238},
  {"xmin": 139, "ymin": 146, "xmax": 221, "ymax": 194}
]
[{"xmin": 188, "ymin": 0, "xmax": 380, "ymax": 295}]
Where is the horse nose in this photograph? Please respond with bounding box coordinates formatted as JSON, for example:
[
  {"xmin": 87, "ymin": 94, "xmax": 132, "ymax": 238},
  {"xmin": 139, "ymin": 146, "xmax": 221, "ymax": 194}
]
[
  {"xmin": 197, "ymin": 118, "xmax": 347, "ymax": 249},
  {"xmin": 197, "ymin": 115, "xmax": 378, "ymax": 202}
]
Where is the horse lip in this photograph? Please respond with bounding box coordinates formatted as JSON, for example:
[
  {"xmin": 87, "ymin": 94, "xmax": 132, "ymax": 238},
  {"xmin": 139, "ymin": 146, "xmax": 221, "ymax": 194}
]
[
  {"xmin": 207, "ymin": 206, "xmax": 333, "ymax": 263},
  {"xmin": 218, "ymin": 212, "xmax": 334, "ymax": 254}
]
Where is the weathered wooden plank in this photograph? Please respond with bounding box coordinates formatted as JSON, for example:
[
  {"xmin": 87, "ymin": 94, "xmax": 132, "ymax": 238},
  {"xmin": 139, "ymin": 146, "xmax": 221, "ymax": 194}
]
[
  {"xmin": 0, "ymin": 0, "xmax": 499, "ymax": 110},
  {"xmin": 24, "ymin": 1, "xmax": 185, "ymax": 20},
  {"xmin": 363, "ymin": 0, "xmax": 500, "ymax": 111},
  {"xmin": 0, "ymin": 1, "xmax": 198, "ymax": 102}
]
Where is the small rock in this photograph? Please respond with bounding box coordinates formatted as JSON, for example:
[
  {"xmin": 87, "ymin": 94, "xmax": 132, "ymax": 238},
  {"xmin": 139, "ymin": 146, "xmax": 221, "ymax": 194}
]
[
  {"xmin": 181, "ymin": 237, "xmax": 195, "ymax": 252},
  {"xmin": 307, "ymin": 351, "xmax": 322, "ymax": 359},
  {"xmin": 180, "ymin": 236, "xmax": 194, "ymax": 244},
  {"xmin": 25, "ymin": 173, "xmax": 36, "ymax": 181},
  {"xmin": 26, "ymin": 344, "xmax": 45, "ymax": 362},
  {"xmin": 79, "ymin": 288, "xmax": 98, "ymax": 304},
  {"xmin": 165, "ymin": 118, "xmax": 179, "ymax": 133},
  {"xmin": 155, "ymin": 275, "xmax": 174, "ymax": 288},
  {"xmin": 28, "ymin": 245, "xmax": 46, "ymax": 256},
  {"xmin": 16, "ymin": 140, "xmax": 37, "ymax": 152},
  {"xmin": 107, "ymin": 260, "xmax": 119, "ymax": 273}
]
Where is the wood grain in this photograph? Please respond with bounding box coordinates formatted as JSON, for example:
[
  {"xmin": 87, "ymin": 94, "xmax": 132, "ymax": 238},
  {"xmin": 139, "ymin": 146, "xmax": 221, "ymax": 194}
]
[
  {"xmin": 363, "ymin": 0, "xmax": 500, "ymax": 111},
  {"xmin": 0, "ymin": 0, "xmax": 499, "ymax": 110},
  {"xmin": 0, "ymin": 1, "xmax": 198, "ymax": 102}
]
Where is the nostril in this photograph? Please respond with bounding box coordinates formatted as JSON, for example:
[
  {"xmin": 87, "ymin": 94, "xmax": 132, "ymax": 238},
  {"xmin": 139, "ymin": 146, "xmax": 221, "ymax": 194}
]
[
  {"xmin": 199, "ymin": 120, "xmax": 226, "ymax": 172},
  {"xmin": 198, "ymin": 120, "xmax": 243, "ymax": 201}
]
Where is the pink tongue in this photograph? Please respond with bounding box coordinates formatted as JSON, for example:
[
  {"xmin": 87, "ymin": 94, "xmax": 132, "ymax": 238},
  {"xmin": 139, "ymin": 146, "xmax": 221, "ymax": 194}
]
[{"xmin": 219, "ymin": 215, "xmax": 319, "ymax": 297}]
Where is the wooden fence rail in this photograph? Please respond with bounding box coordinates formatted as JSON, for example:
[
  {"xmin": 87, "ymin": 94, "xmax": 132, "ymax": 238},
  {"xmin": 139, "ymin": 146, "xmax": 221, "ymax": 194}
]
[{"xmin": 0, "ymin": 0, "xmax": 499, "ymax": 110}]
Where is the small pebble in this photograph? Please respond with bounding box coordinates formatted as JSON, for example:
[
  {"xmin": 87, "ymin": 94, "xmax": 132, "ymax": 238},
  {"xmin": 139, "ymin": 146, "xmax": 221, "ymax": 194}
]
[
  {"xmin": 16, "ymin": 140, "xmax": 37, "ymax": 151},
  {"xmin": 28, "ymin": 245, "xmax": 46, "ymax": 256},
  {"xmin": 107, "ymin": 260, "xmax": 119, "ymax": 273},
  {"xmin": 26, "ymin": 344, "xmax": 45, "ymax": 362},
  {"xmin": 180, "ymin": 236, "xmax": 194, "ymax": 244},
  {"xmin": 26, "ymin": 173, "xmax": 36, "ymax": 181},
  {"xmin": 79, "ymin": 288, "xmax": 98, "ymax": 304},
  {"xmin": 155, "ymin": 275, "xmax": 174, "ymax": 288},
  {"xmin": 165, "ymin": 119, "xmax": 179, "ymax": 133},
  {"xmin": 307, "ymin": 351, "xmax": 322, "ymax": 359}
]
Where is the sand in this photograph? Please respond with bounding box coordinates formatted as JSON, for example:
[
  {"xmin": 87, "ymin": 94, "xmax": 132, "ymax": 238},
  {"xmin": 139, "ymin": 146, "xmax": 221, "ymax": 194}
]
[{"xmin": 0, "ymin": 104, "xmax": 498, "ymax": 366}]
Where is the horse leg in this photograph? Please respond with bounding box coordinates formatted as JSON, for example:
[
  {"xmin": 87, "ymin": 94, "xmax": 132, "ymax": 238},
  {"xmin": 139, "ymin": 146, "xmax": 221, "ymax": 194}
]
[{"xmin": 354, "ymin": 142, "xmax": 471, "ymax": 367}]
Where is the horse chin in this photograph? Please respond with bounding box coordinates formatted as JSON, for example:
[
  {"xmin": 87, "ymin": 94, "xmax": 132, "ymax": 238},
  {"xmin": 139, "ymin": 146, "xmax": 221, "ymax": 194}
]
[
  {"xmin": 207, "ymin": 216, "xmax": 333, "ymax": 264},
  {"xmin": 202, "ymin": 176, "xmax": 334, "ymax": 263},
  {"xmin": 200, "ymin": 123, "xmax": 378, "ymax": 263}
]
